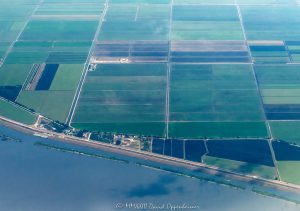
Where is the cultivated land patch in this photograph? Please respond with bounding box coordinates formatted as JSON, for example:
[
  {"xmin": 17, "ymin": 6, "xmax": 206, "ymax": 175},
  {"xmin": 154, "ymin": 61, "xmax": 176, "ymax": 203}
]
[
  {"xmin": 270, "ymin": 121, "xmax": 300, "ymax": 146},
  {"xmin": 171, "ymin": 5, "xmax": 244, "ymax": 40},
  {"xmin": 255, "ymin": 65, "xmax": 300, "ymax": 121},
  {"xmin": 241, "ymin": 6, "xmax": 300, "ymax": 41},
  {"xmin": 203, "ymin": 139, "xmax": 277, "ymax": 179},
  {"xmin": 16, "ymin": 64, "xmax": 84, "ymax": 122},
  {"xmin": 98, "ymin": 4, "xmax": 170, "ymax": 41},
  {"xmin": 273, "ymin": 141, "xmax": 300, "ymax": 185},
  {"xmin": 0, "ymin": 98, "xmax": 37, "ymax": 125},
  {"xmin": 72, "ymin": 64, "xmax": 167, "ymax": 136},
  {"xmin": 168, "ymin": 64, "xmax": 268, "ymax": 139}
]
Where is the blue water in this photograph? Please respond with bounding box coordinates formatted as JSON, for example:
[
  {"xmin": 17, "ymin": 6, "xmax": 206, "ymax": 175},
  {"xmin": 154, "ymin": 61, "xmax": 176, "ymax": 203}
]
[{"xmin": 0, "ymin": 125, "xmax": 299, "ymax": 211}]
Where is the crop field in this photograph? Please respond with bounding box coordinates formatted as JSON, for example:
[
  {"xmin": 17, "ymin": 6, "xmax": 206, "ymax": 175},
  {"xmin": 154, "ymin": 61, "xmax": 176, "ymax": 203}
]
[
  {"xmin": 172, "ymin": 5, "xmax": 244, "ymax": 40},
  {"xmin": 203, "ymin": 156, "xmax": 276, "ymax": 179},
  {"xmin": 16, "ymin": 64, "xmax": 84, "ymax": 122},
  {"xmin": 0, "ymin": 98, "xmax": 37, "ymax": 125},
  {"xmin": 255, "ymin": 65, "xmax": 300, "ymax": 120},
  {"xmin": 273, "ymin": 141, "xmax": 300, "ymax": 185},
  {"xmin": 1, "ymin": 0, "xmax": 300, "ymax": 184},
  {"xmin": 93, "ymin": 41, "xmax": 169, "ymax": 63},
  {"xmin": 241, "ymin": 6, "xmax": 300, "ymax": 41},
  {"xmin": 72, "ymin": 63, "xmax": 167, "ymax": 136},
  {"xmin": 270, "ymin": 121, "xmax": 300, "ymax": 145},
  {"xmin": 202, "ymin": 139, "xmax": 277, "ymax": 179},
  {"xmin": 170, "ymin": 41, "xmax": 251, "ymax": 63},
  {"xmin": 169, "ymin": 64, "xmax": 268, "ymax": 138},
  {"xmin": 98, "ymin": 4, "xmax": 170, "ymax": 41}
]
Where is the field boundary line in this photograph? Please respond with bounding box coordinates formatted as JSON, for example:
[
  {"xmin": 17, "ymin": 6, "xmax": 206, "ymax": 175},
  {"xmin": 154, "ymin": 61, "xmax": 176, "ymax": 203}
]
[
  {"xmin": 66, "ymin": 1, "xmax": 109, "ymax": 125},
  {"xmin": 165, "ymin": 0, "xmax": 174, "ymax": 139},
  {"xmin": 235, "ymin": 1, "xmax": 281, "ymax": 180}
]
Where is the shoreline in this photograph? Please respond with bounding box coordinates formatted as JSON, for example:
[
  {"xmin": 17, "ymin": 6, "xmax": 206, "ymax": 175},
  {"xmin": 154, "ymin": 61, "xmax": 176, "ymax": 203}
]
[{"xmin": 1, "ymin": 115, "xmax": 300, "ymax": 204}]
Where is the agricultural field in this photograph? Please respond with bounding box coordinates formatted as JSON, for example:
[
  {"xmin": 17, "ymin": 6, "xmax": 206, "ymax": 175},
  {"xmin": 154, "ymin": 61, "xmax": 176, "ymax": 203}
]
[
  {"xmin": 255, "ymin": 65, "xmax": 300, "ymax": 121},
  {"xmin": 273, "ymin": 141, "xmax": 300, "ymax": 185},
  {"xmin": 17, "ymin": 64, "xmax": 84, "ymax": 122},
  {"xmin": 98, "ymin": 4, "xmax": 170, "ymax": 41},
  {"xmin": 270, "ymin": 121, "xmax": 300, "ymax": 146},
  {"xmin": 1, "ymin": 0, "xmax": 300, "ymax": 185},
  {"xmin": 168, "ymin": 64, "xmax": 268, "ymax": 138},
  {"xmin": 241, "ymin": 6, "xmax": 300, "ymax": 41},
  {"xmin": 172, "ymin": 5, "xmax": 244, "ymax": 40},
  {"xmin": 72, "ymin": 63, "xmax": 167, "ymax": 136},
  {"xmin": 202, "ymin": 139, "xmax": 276, "ymax": 179},
  {"xmin": 0, "ymin": 98, "xmax": 37, "ymax": 125}
]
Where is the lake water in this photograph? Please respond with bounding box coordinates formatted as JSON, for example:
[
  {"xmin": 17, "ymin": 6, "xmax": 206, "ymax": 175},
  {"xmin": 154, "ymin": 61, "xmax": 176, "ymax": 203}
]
[{"xmin": 0, "ymin": 124, "xmax": 299, "ymax": 211}]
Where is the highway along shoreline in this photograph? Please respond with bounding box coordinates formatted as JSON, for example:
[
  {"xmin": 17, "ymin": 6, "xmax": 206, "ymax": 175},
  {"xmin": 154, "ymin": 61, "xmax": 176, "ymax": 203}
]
[{"xmin": 1, "ymin": 115, "xmax": 300, "ymax": 204}]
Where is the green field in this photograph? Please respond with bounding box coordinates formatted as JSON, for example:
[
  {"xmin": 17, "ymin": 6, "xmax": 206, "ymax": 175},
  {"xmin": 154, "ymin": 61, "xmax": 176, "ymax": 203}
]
[
  {"xmin": 99, "ymin": 4, "xmax": 170, "ymax": 41},
  {"xmin": 15, "ymin": 64, "xmax": 84, "ymax": 122},
  {"xmin": 35, "ymin": 3, "xmax": 104, "ymax": 16},
  {"xmin": 17, "ymin": 90, "xmax": 75, "ymax": 123},
  {"xmin": 270, "ymin": 121, "xmax": 300, "ymax": 145},
  {"xmin": 72, "ymin": 63, "xmax": 167, "ymax": 136},
  {"xmin": 0, "ymin": 64, "xmax": 32, "ymax": 86},
  {"xmin": 169, "ymin": 64, "xmax": 268, "ymax": 138},
  {"xmin": 20, "ymin": 20, "xmax": 98, "ymax": 41},
  {"xmin": 0, "ymin": 98, "xmax": 37, "ymax": 125},
  {"xmin": 241, "ymin": 6, "xmax": 300, "ymax": 40},
  {"xmin": 172, "ymin": 5, "xmax": 244, "ymax": 40},
  {"xmin": 277, "ymin": 162, "xmax": 300, "ymax": 185},
  {"xmin": 5, "ymin": 41, "xmax": 91, "ymax": 64},
  {"xmin": 255, "ymin": 65, "xmax": 300, "ymax": 122},
  {"xmin": 273, "ymin": 141, "xmax": 300, "ymax": 185},
  {"xmin": 50, "ymin": 64, "xmax": 84, "ymax": 90},
  {"xmin": 204, "ymin": 156, "xmax": 276, "ymax": 179}
]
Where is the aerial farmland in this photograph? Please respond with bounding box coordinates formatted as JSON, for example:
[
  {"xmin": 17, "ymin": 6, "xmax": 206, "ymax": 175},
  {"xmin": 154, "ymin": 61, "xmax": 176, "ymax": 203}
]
[{"xmin": 1, "ymin": 0, "xmax": 300, "ymax": 190}]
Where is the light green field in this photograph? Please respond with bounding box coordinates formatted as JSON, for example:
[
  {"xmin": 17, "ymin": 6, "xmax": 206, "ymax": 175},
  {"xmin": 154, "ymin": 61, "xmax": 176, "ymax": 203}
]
[
  {"xmin": 241, "ymin": 6, "xmax": 300, "ymax": 40},
  {"xmin": 99, "ymin": 20, "xmax": 170, "ymax": 41},
  {"xmin": 50, "ymin": 64, "xmax": 84, "ymax": 91},
  {"xmin": 278, "ymin": 161, "xmax": 300, "ymax": 185},
  {"xmin": 72, "ymin": 122, "xmax": 166, "ymax": 136},
  {"xmin": 168, "ymin": 122, "xmax": 269, "ymax": 139},
  {"xmin": 5, "ymin": 41, "xmax": 91, "ymax": 64},
  {"xmin": 35, "ymin": 3, "xmax": 104, "ymax": 16},
  {"xmin": 203, "ymin": 156, "xmax": 276, "ymax": 179},
  {"xmin": 20, "ymin": 20, "xmax": 98, "ymax": 41},
  {"xmin": 270, "ymin": 121, "xmax": 300, "ymax": 145},
  {"xmin": 0, "ymin": 98, "xmax": 37, "ymax": 125},
  {"xmin": 72, "ymin": 63, "xmax": 167, "ymax": 136},
  {"xmin": 0, "ymin": 21, "xmax": 26, "ymax": 42},
  {"xmin": 172, "ymin": 5, "xmax": 244, "ymax": 40},
  {"xmin": 0, "ymin": 64, "xmax": 32, "ymax": 86},
  {"xmin": 169, "ymin": 64, "xmax": 268, "ymax": 138},
  {"xmin": 14, "ymin": 63, "xmax": 84, "ymax": 122},
  {"xmin": 17, "ymin": 91, "xmax": 75, "ymax": 123},
  {"xmin": 0, "ymin": 42, "xmax": 9, "ymax": 58},
  {"xmin": 98, "ymin": 4, "xmax": 170, "ymax": 41},
  {"xmin": 255, "ymin": 65, "xmax": 300, "ymax": 105}
]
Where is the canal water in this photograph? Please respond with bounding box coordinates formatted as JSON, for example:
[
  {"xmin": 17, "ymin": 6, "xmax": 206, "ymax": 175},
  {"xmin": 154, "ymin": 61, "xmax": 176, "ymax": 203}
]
[{"xmin": 0, "ymin": 124, "xmax": 299, "ymax": 211}]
